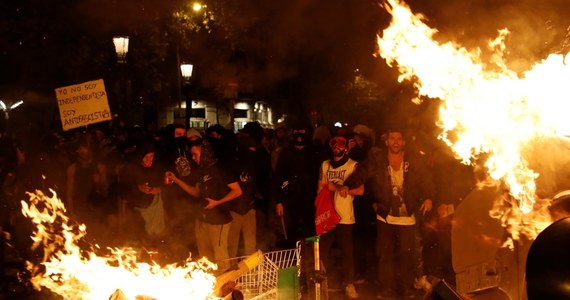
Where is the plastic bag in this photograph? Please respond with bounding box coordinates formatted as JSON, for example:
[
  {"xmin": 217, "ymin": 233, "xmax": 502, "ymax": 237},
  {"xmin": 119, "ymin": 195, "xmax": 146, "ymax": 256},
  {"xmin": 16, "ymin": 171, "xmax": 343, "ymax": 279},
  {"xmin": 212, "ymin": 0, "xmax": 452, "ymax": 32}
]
[
  {"xmin": 314, "ymin": 188, "xmax": 340, "ymax": 236},
  {"xmin": 136, "ymin": 192, "xmax": 166, "ymax": 236}
]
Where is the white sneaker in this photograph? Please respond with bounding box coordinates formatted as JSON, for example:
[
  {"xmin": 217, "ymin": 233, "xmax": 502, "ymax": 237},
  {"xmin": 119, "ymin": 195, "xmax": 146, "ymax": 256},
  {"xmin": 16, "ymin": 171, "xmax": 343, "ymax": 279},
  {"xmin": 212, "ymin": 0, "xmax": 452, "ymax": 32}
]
[{"xmin": 345, "ymin": 283, "xmax": 359, "ymax": 299}]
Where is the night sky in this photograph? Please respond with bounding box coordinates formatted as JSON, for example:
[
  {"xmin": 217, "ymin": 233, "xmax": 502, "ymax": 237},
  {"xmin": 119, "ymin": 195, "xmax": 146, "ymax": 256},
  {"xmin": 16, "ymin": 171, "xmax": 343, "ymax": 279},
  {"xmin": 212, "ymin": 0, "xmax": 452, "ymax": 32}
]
[{"xmin": 0, "ymin": 0, "xmax": 569, "ymax": 128}]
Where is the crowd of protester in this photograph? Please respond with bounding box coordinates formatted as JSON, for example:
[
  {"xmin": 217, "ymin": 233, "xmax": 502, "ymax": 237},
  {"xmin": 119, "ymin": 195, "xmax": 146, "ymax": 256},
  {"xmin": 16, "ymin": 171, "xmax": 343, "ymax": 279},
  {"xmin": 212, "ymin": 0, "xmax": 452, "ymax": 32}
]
[{"xmin": 0, "ymin": 116, "xmax": 476, "ymax": 299}]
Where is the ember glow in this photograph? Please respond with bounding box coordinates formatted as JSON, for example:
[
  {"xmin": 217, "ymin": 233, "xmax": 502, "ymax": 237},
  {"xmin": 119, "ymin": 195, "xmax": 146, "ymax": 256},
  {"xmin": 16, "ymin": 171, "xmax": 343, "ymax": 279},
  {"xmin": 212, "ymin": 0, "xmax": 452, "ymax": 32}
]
[
  {"xmin": 21, "ymin": 190, "xmax": 218, "ymax": 300},
  {"xmin": 376, "ymin": 0, "xmax": 570, "ymax": 243}
]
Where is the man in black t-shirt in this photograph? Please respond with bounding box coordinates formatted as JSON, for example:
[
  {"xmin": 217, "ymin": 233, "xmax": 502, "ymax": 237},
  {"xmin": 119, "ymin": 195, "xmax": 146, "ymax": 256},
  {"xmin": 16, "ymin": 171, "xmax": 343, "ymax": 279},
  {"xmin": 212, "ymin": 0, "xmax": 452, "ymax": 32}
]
[{"xmin": 166, "ymin": 140, "xmax": 242, "ymax": 269}]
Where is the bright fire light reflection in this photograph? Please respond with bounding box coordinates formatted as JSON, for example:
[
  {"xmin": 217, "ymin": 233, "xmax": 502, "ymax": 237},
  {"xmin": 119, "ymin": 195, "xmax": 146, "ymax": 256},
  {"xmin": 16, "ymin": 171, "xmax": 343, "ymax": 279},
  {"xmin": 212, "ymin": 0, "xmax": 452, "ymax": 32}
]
[
  {"xmin": 376, "ymin": 0, "xmax": 570, "ymax": 245},
  {"xmin": 21, "ymin": 189, "xmax": 218, "ymax": 300}
]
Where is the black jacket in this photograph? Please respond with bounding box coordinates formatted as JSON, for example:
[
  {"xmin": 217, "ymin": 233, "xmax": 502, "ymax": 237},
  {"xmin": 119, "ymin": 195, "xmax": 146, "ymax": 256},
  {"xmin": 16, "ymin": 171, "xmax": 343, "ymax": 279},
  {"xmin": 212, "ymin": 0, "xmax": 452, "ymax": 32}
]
[
  {"xmin": 373, "ymin": 150, "xmax": 435, "ymax": 219},
  {"xmin": 273, "ymin": 144, "xmax": 321, "ymax": 207}
]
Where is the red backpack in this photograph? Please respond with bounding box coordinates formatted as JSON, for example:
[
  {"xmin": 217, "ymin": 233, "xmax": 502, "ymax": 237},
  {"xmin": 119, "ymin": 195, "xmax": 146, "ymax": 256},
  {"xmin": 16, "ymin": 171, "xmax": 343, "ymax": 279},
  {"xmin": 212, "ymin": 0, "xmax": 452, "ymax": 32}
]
[{"xmin": 314, "ymin": 188, "xmax": 340, "ymax": 236}]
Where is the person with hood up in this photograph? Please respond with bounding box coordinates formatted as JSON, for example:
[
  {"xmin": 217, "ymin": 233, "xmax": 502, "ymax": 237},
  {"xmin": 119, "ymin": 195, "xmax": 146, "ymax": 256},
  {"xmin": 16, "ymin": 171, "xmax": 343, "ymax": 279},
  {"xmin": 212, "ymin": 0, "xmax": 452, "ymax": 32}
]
[
  {"xmin": 118, "ymin": 140, "xmax": 167, "ymax": 248},
  {"xmin": 157, "ymin": 123, "xmax": 198, "ymax": 261},
  {"xmin": 273, "ymin": 118, "xmax": 321, "ymax": 247},
  {"xmin": 348, "ymin": 124, "xmax": 383, "ymax": 283}
]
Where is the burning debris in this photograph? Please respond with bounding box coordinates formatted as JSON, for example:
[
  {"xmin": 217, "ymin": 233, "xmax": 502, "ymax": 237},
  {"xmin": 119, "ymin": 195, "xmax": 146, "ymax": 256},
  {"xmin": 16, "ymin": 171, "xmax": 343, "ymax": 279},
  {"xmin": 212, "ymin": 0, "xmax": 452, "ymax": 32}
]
[
  {"xmin": 376, "ymin": 0, "xmax": 570, "ymax": 244},
  {"xmin": 20, "ymin": 189, "xmax": 220, "ymax": 300}
]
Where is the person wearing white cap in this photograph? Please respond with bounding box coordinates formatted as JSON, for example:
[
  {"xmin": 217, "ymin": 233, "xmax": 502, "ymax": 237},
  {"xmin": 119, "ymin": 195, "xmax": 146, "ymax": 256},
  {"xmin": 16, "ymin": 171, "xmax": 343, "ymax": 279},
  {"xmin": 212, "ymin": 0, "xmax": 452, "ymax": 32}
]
[{"xmin": 187, "ymin": 127, "xmax": 202, "ymax": 142}]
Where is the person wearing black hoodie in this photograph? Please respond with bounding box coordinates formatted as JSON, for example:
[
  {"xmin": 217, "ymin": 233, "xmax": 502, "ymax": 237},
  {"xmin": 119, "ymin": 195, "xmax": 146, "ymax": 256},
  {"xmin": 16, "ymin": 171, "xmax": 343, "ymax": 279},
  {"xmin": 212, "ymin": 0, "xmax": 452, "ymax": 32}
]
[
  {"xmin": 239, "ymin": 122, "xmax": 272, "ymax": 251},
  {"xmin": 157, "ymin": 123, "xmax": 198, "ymax": 261},
  {"xmin": 272, "ymin": 118, "xmax": 322, "ymax": 296},
  {"xmin": 227, "ymin": 135, "xmax": 258, "ymax": 258},
  {"xmin": 118, "ymin": 140, "xmax": 167, "ymax": 247},
  {"xmin": 273, "ymin": 119, "xmax": 321, "ymax": 248},
  {"xmin": 348, "ymin": 125, "xmax": 383, "ymax": 283}
]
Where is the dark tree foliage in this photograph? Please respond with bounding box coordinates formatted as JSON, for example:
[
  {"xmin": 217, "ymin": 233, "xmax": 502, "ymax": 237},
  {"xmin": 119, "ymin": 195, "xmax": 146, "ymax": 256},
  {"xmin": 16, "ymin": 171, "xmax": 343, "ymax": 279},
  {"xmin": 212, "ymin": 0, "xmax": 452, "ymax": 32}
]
[{"xmin": 0, "ymin": 0, "xmax": 388, "ymax": 124}]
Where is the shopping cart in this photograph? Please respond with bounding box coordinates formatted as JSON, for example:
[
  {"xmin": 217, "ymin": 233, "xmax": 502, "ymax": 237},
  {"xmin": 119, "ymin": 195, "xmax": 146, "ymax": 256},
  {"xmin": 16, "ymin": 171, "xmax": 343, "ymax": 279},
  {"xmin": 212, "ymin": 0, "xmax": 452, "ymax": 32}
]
[{"xmin": 222, "ymin": 243, "xmax": 301, "ymax": 300}]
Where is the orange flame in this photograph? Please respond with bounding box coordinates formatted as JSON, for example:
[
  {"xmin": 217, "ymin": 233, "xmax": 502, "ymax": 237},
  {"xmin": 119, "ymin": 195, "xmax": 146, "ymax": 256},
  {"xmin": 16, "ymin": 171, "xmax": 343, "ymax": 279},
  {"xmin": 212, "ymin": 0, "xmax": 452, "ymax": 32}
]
[
  {"xmin": 376, "ymin": 0, "xmax": 569, "ymax": 244},
  {"xmin": 21, "ymin": 190, "xmax": 218, "ymax": 299}
]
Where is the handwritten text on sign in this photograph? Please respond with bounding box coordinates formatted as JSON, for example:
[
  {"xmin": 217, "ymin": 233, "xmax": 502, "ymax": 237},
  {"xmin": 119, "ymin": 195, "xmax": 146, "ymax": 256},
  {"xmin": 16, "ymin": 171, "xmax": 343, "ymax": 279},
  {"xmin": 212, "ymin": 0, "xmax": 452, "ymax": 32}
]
[{"xmin": 55, "ymin": 79, "xmax": 112, "ymax": 131}]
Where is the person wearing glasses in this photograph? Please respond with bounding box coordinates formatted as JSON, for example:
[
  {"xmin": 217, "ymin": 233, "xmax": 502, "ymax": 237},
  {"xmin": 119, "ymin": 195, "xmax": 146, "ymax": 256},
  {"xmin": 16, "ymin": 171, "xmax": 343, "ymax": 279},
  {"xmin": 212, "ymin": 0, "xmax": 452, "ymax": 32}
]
[{"xmin": 317, "ymin": 134, "xmax": 365, "ymax": 299}]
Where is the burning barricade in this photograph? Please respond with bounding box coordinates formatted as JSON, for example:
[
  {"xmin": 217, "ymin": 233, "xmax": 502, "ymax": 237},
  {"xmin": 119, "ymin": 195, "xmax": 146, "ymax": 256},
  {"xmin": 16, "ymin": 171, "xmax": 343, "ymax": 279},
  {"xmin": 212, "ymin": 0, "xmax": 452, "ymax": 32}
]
[
  {"xmin": 17, "ymin": 189, "xmax": 260, "ymax": 300},
  {"xmin": 377, "ymin": 0, "xmax": 570, "ymax": 298},
  {"xmin": 15, "ymin": 188, "xmax": 297, "ymax": 300}
]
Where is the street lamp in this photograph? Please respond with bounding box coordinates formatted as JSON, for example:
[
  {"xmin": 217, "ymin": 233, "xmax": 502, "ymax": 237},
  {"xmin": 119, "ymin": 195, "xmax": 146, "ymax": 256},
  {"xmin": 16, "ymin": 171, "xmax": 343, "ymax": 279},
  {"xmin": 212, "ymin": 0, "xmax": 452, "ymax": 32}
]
[
  {"xmin": 192, "ymin": 2, "xmax": 203, "ymax": 12},
  {"xmin": 113, "ymin": 36, "xmax": 129, "ymax": 64},
  {"xmin": 180, "ymin": 64, "xmax": 193, "ymax": 80},
  {"xmin": 113, "ymin": 36, "xmax": 130, "ymax": 117},
  {"xmin": 0, "ymin": 100, "xmax": 23, "ymax": 120},
  {"xmin": 180, "ymin": 63, "xmax": 193, "ymax": 128}
]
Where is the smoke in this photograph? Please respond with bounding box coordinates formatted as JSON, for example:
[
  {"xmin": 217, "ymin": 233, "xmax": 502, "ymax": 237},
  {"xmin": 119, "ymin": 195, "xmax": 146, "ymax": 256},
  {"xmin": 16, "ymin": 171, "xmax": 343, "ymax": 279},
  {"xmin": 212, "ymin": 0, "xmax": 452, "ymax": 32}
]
[
  {"xmin": 524, "ymin": 136, "xmax": 570, "ymax": 199},
  {"xmin": 404, "ymin": 0, "xmax": 570, "ymax": 72}
]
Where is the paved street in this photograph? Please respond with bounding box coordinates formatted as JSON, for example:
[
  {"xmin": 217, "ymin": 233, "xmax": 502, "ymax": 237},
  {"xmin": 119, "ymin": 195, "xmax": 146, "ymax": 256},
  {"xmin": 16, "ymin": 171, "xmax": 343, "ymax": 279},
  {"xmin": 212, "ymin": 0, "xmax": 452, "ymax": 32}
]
[{"xmin": 325, "ymin": 282, "xmax": 427, "ymax": 300}]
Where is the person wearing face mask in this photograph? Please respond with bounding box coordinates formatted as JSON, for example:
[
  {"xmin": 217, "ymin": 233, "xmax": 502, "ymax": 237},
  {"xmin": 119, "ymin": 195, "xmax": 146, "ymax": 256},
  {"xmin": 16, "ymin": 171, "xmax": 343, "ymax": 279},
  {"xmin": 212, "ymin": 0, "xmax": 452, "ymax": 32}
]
[
  {"xmin": 273, "ymin": 119, "xmax": 321, "ymax": 248},
  {"xmin": 205, "ymin": 124, "xmax": 237, "ymax": 167},
  {"xmin": 348, "ymin": 124, "xmax": 384, "ymax": 284},
  {"xmin": 157, "ymin": 123, "xmax": 198, "ymax": 261},
  {"xmin": 272, "ymin": 118, "xmax": 321, "ymax": 296},
  {"xmin": 317, "ymin": 134, "xmax": 365, "ymax": 299},
  {"xmin": 159, "ymin": 123, "xmax": 192, "ymax": 178}
]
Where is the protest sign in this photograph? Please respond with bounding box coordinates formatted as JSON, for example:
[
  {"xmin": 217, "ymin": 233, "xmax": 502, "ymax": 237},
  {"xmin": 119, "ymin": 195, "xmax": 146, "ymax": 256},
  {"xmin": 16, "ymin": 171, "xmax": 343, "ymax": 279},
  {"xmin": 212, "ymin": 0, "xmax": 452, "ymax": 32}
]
[{"xmin": 55, "ymin": 79, "xmax": 112, "ymax": 131}]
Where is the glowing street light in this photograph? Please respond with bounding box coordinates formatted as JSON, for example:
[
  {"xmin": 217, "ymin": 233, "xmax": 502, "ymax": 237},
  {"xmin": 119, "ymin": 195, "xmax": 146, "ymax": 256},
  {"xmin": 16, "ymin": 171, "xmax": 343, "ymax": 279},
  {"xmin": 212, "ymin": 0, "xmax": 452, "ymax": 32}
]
[
  {"xmin": 0, "ymin": 99, "xmax": 24, "ymax": 119},
  {"xmin": 192, "ymin": 2, "xmax": 203, "ymax": 12},
  {"xmin": 113, "ymin": 36, "xmax": 129, "ymax": 63},
  {"xmin": 180, "ymin": 63, "xmax": 194, "ymax": 82},
  {"xmin": 113, "ymin": 36, "xmax": 131, "ymax": 116},
  {"xmin": 180, "ymin": 63, "xmax": 194, "ymax": 128}
]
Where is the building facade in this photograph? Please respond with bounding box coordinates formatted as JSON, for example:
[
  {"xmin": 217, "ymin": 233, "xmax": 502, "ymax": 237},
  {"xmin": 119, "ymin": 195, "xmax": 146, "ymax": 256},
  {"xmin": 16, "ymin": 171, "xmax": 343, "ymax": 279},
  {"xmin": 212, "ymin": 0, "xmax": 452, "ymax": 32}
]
[{"xmin": 159, "ymin": 99, "xmax": 274, "ymax": 131}]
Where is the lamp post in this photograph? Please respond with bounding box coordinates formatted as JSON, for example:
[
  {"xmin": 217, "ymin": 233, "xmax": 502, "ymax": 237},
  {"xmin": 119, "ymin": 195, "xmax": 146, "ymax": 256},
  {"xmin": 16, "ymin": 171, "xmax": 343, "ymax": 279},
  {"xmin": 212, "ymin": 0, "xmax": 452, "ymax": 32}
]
[
  {"xmin": 180, "ymin": 63, "xmax": 193, "ymax": 129},
  {"xmin": 113, "ymin": 36, "xmax": 129, "ymax": 117}
]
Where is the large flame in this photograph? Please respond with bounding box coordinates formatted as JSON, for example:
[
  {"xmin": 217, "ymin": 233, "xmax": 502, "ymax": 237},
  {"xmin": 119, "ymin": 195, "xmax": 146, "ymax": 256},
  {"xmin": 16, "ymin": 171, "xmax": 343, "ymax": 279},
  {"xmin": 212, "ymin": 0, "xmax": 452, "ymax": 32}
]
[
  {"xmin": 21, "ymin": 190, "xmax": 218, "ymax": 300},
  {"xmin": 376, "ymin": 0, "xmax": 570, "ymax": 243}
]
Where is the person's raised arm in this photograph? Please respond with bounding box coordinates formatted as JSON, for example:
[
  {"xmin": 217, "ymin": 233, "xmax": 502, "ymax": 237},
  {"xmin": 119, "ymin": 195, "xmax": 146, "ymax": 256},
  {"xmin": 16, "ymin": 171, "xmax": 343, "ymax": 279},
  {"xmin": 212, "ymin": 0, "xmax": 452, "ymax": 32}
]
[{"xmin": 165, "ymin": 171, "xmax": 199, "ymax": 198}]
